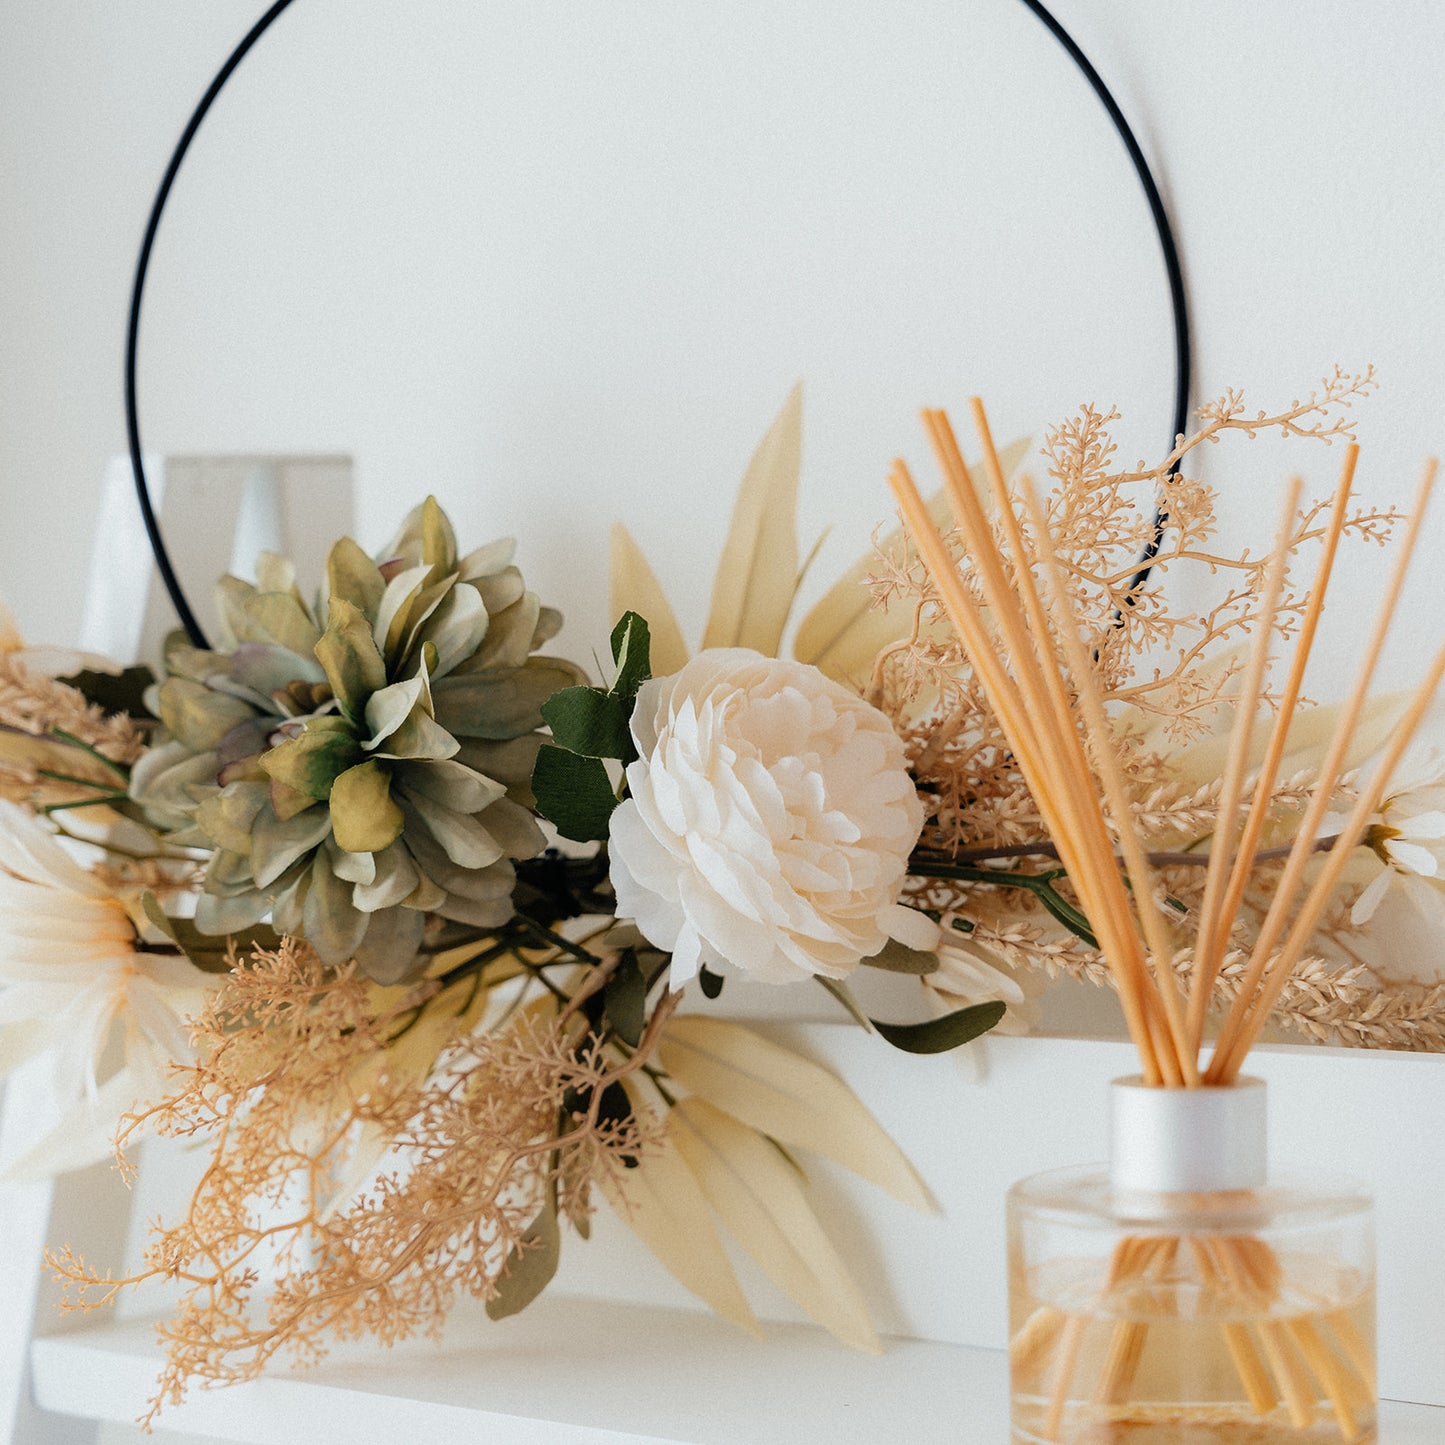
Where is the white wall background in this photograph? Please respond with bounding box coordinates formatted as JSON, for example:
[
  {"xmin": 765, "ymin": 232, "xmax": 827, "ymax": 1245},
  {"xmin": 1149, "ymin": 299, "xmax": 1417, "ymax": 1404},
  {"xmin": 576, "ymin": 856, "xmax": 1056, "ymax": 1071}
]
[
  {"xmin": 4, "ymin": 9, "xmax": 1445, "ymax": 1439},
  {"xmin": 3, "ymin": 0, "xmax": 1444, "ymax": 696}
]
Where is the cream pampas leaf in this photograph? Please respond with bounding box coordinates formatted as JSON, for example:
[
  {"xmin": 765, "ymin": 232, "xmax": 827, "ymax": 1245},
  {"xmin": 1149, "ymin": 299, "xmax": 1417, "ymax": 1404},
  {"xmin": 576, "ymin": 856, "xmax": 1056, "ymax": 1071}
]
[
  {"xmin": 658, "ymin": 1015, "xmax": 935, "ymax": 1213},
  {"xmin": 1164, "ymin": 684, "xmax": 1410, "ymax": 794},
  {"xmin": 701, "ymin": 385, "xmax": 803, "ymax": 655},
  {"xmin": 608, "ymin": 524, "xmax": 690, "ymax": 678},
  {"xmin": 792, "ymin": 436, "xmax": 1030, "ymax": 687},
  {"xmin": 600, "ymin": 1104, "xmax": 761, "ymax": 1339},
  {"xmin": 669, "ymin": 1097, "xmax": 879, "ymax": 1353}
]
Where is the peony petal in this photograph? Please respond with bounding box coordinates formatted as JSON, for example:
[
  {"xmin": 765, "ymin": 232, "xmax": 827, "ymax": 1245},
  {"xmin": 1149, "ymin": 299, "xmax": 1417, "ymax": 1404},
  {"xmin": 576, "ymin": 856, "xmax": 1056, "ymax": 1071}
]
[{"xmin": 880, "ymin": 903, "xmax": 942, "ymax": 953}]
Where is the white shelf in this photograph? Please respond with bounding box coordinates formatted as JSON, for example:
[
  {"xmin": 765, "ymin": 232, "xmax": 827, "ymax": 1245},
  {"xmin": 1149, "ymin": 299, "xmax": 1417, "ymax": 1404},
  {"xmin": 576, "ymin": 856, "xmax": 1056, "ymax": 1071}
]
[
  {"xmin": 32, "ymin": 1295, "xmax": 1000, "ymax": 1444},
  {"xmin": 14, "ymin": 1028, "xmax": 1445, "ymax": 1441},
  {"xmin": 30, "ymin": 1295, "xmax": 1445, "ymax": 1444}
]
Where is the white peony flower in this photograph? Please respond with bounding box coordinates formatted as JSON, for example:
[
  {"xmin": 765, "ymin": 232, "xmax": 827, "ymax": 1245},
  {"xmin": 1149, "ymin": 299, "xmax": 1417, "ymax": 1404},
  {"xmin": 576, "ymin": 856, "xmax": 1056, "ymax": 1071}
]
[
  {"xmin": 609, "ymin": 649, "xmax": 930, "ymax": 986},
  {"xmin": 1348, "ymin": 746, "xmax": 1445, "ymax": 927},
  {"xmin": 0, "ymin": 800, "xmax": 214, "ymax": 1176}
]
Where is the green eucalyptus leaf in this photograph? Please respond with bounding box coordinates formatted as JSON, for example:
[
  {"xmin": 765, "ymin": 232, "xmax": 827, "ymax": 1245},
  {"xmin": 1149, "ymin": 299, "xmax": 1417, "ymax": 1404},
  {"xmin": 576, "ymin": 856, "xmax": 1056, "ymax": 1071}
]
[
  {"xmin": 603, "ymin": 949, "xmax": 647, "ymax": 1048},
  {"xmin": 609, "ymin": 611, "xmax": 652, "ymax": 701},
  {"xmin": 1031, "ymin": 885, "xmax": 1098, "ymax": 950},
  {"xmin": 486, "ymin": 1183, "xmax": 561, "ymax": 1321},
  {"xmin": 329, "ymin": 760, "xmax": 404, "ymax": 854},
  {"xmin": 862, "ymin": 938, "xmax": 942, "ymax": 976},
  {"xmin": 531, "ymin": 745, "xmax": 616, "ymax": 842},
  {"xmin": 871, "ymin": 1001, "xmax": 1006, "ymax": 1055},
  {"xmin": 540, "ymin": 686, "xmax": 631, "ymax": 760}
]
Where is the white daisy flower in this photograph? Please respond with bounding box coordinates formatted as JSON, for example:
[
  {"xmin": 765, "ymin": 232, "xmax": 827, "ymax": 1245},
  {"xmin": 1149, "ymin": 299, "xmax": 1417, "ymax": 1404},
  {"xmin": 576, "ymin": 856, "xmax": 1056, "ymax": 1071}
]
[
  {"xmin": 925, "ymin": 922, "xmax": 1041, "ymax": 1037},
  {"xmin": 0, "ymin": 800, "xmax": 213, "ymax": 1177},
  {"xmin": 1348, "ymin": 747, "xmax": 1445, "ymax": 927}
]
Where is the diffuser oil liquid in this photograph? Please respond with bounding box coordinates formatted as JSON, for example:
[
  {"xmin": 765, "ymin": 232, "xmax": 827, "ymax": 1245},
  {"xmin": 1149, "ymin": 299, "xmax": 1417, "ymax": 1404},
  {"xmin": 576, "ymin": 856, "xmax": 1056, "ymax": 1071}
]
[
  {"xmin": 1008, "ymin": 1166, "xmax": 1376, "ymax": 1445},
  {"xmin": 1009, "ymin": 1257, "xmax": 1375, "ymax": 1443}
]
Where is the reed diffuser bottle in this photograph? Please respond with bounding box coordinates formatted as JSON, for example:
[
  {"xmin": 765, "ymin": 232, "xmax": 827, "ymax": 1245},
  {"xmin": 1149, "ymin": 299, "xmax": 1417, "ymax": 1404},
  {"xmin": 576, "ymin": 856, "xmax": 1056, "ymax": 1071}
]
[
  {"xmin": 1008, "ymin": 1078, "xmax": 1376, "ymax": 1443},
  {"xmin": 887, "ymin": 409, "xmax": 1444, "ymax": 1445}
]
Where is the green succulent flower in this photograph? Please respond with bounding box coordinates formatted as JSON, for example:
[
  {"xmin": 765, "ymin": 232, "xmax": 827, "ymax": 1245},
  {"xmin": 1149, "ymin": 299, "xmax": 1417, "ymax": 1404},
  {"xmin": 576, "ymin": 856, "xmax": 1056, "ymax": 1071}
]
[{"xmin": 132, "ymin": 499, "xmax": 585, "ymax": 982}]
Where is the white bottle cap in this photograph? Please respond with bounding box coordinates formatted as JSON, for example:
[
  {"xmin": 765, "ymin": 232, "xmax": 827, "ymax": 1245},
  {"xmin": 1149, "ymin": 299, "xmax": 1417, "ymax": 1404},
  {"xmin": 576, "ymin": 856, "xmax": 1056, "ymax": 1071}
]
[{"xmin": 1109, "ymin": 1075, "xmax": 1267, "ymax": 1193}]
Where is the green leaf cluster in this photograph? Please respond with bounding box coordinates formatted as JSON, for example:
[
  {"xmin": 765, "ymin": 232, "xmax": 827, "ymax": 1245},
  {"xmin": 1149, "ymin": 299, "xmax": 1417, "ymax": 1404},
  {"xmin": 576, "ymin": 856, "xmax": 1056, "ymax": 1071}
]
[{"xmin": 532, "ymin": 613, "xmax": 652, "ymax": 844}]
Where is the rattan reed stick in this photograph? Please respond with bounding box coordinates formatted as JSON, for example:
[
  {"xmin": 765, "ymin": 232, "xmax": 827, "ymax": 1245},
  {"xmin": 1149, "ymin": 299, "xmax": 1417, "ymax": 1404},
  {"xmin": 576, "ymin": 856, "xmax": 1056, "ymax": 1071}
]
[
  {"xmin": 1207, "ymin": 459, "xmax": 1438, "ymax": 1079},
  {"xmin": 919, "ymin": 411, "xmax": 1184, "ymax": 1081},
  {"xmin": 1015, "ymin": 468, "xmax": 1197, "ymax": 1085},
  {"xmin": 1185, "ymin": 477, "xmax": 1301, "ymax": 1048},
  {"xmin": 895, "ymin": 408, "xmax": 1398, "ymax": 1442},
  {"xmin": 1189, "ymin": 451, "xmax": 1357, "ymax": 1053},
  {"xmin": 884, "ymin": 456, "xmax": 1167, "ymax": 1080},
  {"xmin": 1212, "ymin": 624, "xmax": 1445, "ymax": 1079}
]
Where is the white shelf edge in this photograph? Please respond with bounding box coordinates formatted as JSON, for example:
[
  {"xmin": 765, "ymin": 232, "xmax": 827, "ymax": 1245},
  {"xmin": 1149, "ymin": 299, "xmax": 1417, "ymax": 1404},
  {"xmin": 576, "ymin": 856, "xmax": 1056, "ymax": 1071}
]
[
  {"xmin": 31, "ymin": 1292, "xmax": 1445, "ymax": 1445},
  {"xmin": 30, "ymin": 1294, "xmax": 1006, "ymax": 1445}
]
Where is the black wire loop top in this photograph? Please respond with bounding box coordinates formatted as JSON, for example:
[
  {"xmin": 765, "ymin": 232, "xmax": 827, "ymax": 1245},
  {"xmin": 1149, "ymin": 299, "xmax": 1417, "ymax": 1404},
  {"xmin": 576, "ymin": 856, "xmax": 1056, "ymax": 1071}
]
[
  {"xmin": 124, "ymin": 0, "xmax": 1188, "ymax": 649},
  {"xmin": 125, "ymin": 0, "xmax": 298, "ymax": 648}
]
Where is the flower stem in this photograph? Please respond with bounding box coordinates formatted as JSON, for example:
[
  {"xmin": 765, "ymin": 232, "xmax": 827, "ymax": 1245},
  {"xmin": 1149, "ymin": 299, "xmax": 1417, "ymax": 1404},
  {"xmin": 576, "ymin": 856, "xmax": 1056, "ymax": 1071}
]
[
  {"xmin": 48, "ymin": 729, "xmax": 132, "ymax": 778},
  {"xmin": 909, "ymin": 860, "xmax": 1099, "ymax": 947}
]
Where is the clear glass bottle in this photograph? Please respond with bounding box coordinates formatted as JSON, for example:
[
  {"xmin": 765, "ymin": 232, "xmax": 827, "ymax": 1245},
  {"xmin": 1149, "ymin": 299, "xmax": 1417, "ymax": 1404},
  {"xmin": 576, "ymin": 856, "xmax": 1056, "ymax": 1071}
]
[{"xmin": 1007, "ymin": 1078, "xmax": 1375, "ymax": 1444}]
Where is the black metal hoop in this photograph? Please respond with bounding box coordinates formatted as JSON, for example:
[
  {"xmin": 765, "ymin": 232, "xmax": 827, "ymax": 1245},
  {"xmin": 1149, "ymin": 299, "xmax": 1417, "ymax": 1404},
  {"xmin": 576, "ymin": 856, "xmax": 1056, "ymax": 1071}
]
[{"xmin": 124, "ymin": 0, "xmax": 1189, "ymax": 650}]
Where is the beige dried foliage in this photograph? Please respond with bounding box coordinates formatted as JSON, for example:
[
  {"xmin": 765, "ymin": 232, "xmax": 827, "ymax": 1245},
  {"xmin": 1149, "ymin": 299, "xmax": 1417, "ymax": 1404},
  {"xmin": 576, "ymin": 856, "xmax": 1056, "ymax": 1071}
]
[
  {"xmin": 47, "ymin": 940, "xmax": 670, "ymax": 1428},
  {"xmin": 951, "ymin": 896, "xmax": 1445, "ymax": 1053},
  {"xmin": 0, "ymin": 655, "xmax": 148, "ymax": 812},
  {"xmin": 0, "ymin": 655, "xmax": 147, "ymax": 762},
  {"xmin": 882, "ymin": 370, "xmax": 1445, "ymax": 1051}
]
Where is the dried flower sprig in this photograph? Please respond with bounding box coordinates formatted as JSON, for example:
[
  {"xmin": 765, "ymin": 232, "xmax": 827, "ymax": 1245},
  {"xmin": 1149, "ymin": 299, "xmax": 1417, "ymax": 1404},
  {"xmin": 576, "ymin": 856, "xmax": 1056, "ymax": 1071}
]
[{"xmin": 47, "ymin": 937, "xmax": 673, "ymax": 1426}]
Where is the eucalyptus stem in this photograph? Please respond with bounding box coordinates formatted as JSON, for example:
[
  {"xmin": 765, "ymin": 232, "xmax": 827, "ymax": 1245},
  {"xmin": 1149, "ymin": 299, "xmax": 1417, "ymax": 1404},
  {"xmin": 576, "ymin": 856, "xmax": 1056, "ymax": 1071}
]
[
  {"xmin": 515, "ymin": 915, "xmax": 604, "ymax": 966},
  {"xmin": 41, "ymin": 794, "xmax": 129, "ymax": 815},
  {"xmin": 48, "ymin": 730, "xmax": 132, "ymax": 778},
  {"xmin": 37, "ymin": 769, "xmax": 131, "ymax": 792},
  {"xmin": 909, "ymin": 860, "xmax": 1098, "ymax": 948}
]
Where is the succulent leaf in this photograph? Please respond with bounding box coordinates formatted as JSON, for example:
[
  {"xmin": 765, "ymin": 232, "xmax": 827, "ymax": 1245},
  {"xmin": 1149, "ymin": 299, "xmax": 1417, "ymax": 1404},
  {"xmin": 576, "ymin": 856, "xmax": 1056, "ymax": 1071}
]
[
  {"xmin": 131, "ymin": 499, "xmax": 577, "ymax": 983},
  {"xmin": 243, "ymin": 592, "xmax": 323, "ymax": 659},
  {"xmin": 326, "ymin": 535, "xmax": 386, "ymax": 617},
  {"xmin": 262, "ymin": 728, "xmax": 364, "ymax": 801},
  {"xmin": 329, "ymin": 760, "xmax": 404, "ymax": 855}
]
